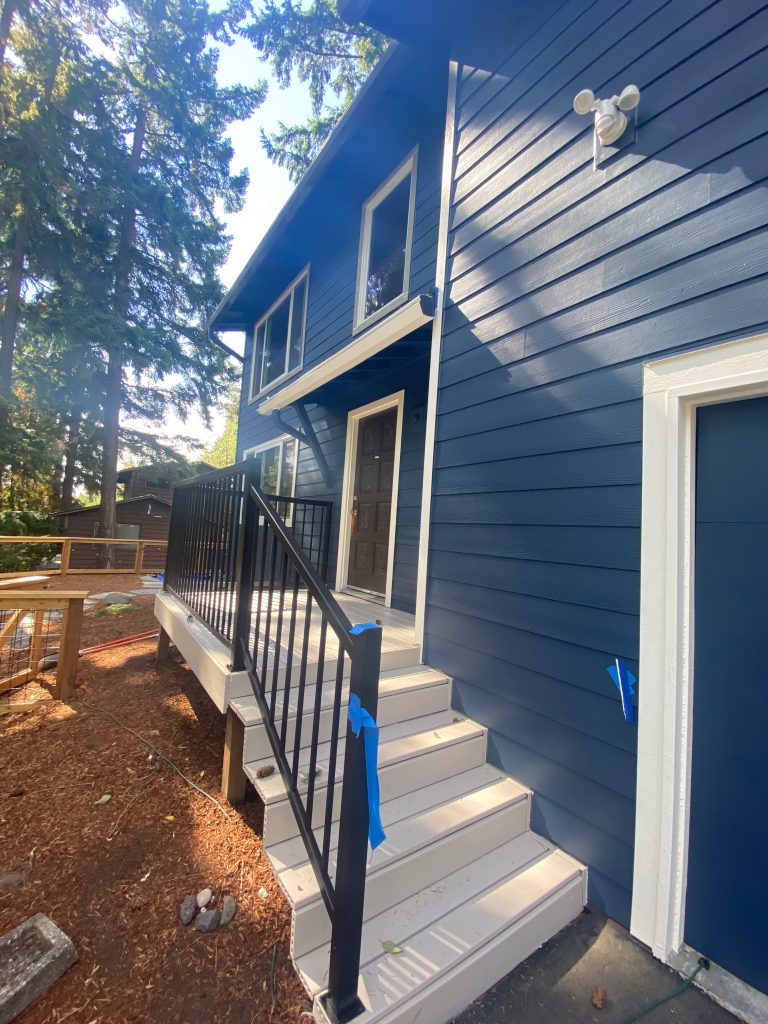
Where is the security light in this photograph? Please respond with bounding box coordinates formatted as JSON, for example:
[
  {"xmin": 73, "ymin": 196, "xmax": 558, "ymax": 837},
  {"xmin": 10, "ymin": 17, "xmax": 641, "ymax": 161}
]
[{"xmin": 573, "ymin": 84, "xmax": 640, "ymax": 146}]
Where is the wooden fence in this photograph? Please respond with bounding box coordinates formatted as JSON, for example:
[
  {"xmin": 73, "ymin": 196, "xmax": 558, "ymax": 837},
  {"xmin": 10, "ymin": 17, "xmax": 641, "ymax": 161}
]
[
  {"xmin": 0, "ymin": 535, "xmax": 167, "ymax": 578},
  {"xmin": 0, "ymin": 591, "xmax": 86, "ymax": 712}
]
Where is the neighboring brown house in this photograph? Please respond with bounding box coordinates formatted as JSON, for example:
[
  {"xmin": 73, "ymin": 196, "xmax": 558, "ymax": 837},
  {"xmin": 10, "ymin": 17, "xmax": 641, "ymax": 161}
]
[{"xmin": 56, "ymin": 461, "xmax": 213, "ymax": 570}]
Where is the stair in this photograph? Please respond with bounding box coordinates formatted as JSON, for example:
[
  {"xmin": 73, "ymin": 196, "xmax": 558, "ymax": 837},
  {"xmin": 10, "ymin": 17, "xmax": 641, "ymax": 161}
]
[{"xmin": 230, "ymin": 640, "xmax": 586, "ymax": 1024}]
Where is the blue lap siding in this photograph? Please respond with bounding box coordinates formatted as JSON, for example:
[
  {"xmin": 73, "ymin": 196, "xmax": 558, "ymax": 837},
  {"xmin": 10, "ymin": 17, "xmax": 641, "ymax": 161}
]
[{"xmin": 422, "ymin": 0, "xmax": 768, "ymax": 924}]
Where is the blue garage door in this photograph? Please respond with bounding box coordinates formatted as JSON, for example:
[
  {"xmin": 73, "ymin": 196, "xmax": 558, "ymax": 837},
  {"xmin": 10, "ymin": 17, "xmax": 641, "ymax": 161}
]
[{"xmin": 686, "ymin": 395, "xmax": 768, "ymax": 994}]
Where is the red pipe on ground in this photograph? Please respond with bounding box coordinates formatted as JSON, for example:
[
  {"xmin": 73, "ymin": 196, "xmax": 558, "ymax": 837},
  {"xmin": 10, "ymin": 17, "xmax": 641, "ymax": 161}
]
[{"xmin": 80, "ymin": 630, "xmax": 160, "ymax": 656}]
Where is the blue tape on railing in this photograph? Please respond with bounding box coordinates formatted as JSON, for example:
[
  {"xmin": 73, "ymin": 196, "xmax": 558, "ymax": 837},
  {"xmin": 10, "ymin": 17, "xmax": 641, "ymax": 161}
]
[
  {"xmin": 349, "ymin": 622, "xmax": 378, "ymax": 635},
  {"xmin": 607, "ymin": 658, "xmax": 636, "ymax": 724},
  {"xmin": 347, "ymin": 693, "xmax": 386, "ymax": 850}
]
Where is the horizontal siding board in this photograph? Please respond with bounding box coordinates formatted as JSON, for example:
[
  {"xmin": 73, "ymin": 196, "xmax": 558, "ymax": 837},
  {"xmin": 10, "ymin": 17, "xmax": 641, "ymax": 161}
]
[
  {"xmin": 429, "ymin": 549, "xmax": 639, "ymax": 615},
  {"xmin": 434, "ymin": 635, "xmax": 637, "ymax": 756},
  {"xmin": 428, "ymin": 577, "xmax": 637, "ymax": 654},
  {"xmin": 435, "ymin": 403, "xmax": 642, "ymax": 468}
]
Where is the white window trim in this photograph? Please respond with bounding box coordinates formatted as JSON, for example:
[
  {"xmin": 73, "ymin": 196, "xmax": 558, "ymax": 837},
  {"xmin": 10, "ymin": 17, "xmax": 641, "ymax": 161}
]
[
  {"xmin": 242, "ymin": 434, "xmax": 298, "ymax": 498},
  {"xmin": 632, "ymin": 331, "xmax": 768, "ymax": 969},
  {"xmin": 336, "ymin": 391, "xmax": 405, "ymax": 607},
  {"xmin": 353, "ymin": 150, "xmax": 418, "ymax": 334},
  {"xmin": 248, "ymin": 267, "xmax": 310, "ymax": 403}
]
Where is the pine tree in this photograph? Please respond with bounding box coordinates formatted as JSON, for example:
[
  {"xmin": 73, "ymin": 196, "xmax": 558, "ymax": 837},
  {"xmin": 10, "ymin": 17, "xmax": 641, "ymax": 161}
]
[{"xmin": 243, "ymin": 0, "xmax": 386, "ymax": 181}]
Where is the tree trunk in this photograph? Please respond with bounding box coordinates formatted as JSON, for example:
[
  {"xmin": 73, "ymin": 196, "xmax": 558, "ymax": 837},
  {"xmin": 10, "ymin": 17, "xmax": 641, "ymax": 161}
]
[
  {"xmin": 60, "ymin": 421, "xmax": 79, "ymax": 510},
  {"xmin": 0, "ymin": 212, "xmax": 27, "ymax": 428},
  {"xmin": 0, "ymin": 0, "xmax": 16, "ymax": 71},
  {"xmin": 100, "ymin": 107, "xmax": 147, "ymax": 565}
]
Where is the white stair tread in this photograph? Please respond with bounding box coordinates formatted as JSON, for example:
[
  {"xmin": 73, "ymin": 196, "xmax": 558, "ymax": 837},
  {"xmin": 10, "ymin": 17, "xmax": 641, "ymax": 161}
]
[
  {"xmin": 277, "ymin": 775, "xmax": 528, "ymax": 909},
  {"xmin": 231, "ymin": 666, "xmax": 451, "ymax": 728},
  {"xmin": 297, "ymin": 830, "xmax": 556, "ymax": 995},
  {"xmin": 268, "ymin": 764, "xmax": 517, "ymax": 872},
  {"xmin": 315, "ymin": 842, "xmax": 584, "ymax": 1022},
  {"xmin": 245, "ymin": 711, "xmax": 484, "ymax": 803}
]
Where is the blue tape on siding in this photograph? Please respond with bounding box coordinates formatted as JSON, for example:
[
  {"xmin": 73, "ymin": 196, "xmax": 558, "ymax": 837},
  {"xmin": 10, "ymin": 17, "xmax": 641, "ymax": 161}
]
[
  {"xmin": 607, "ymin": 658, "xmax": 636, "ymax": 724},
  {"xmin": 347, "ymin": 693, "xmax": 386, "ymax": 849}
]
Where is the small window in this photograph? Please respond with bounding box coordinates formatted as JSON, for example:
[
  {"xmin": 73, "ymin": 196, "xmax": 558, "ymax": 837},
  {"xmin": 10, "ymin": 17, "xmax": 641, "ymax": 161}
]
[
  {"xmin": 243, "ymin": 437, "xmax": 298, "ymax": 497},
  {"xmin": 355, "ymin": 152, "xmax": 417, "ymax": 329},
  {"xmin": 250, "ymin": 270, "xmax": 309, "ymax": 399}
]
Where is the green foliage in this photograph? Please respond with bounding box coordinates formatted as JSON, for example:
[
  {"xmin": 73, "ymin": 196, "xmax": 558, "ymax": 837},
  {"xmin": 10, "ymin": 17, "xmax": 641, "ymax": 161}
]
[
  {"xmin": 201, "ymin": 383, "xmax": 239, "ymax": 467},
  {"xmin": 0, "ymin": 508, "xmax": 57, "ymax": 572},
  {"xmin": 243, "ymin": 0, "xmax": 387, "ymax": 181},
  {"xmin": 0, "ymin": 0, "xmax": 263, "ymax": 520},
  {"xmin": 93, "ymin": 602, "xmax": 136, "ymax": 617}
]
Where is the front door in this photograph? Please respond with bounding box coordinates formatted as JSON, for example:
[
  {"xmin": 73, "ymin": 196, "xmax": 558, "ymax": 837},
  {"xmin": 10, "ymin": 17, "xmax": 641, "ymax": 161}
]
[
  {"xmin": 347, "ymin": 407, "xmax": 396, "ymax": 595},
  {"xmin": 686, "ymin": 395, "xmax": 768, "ymax": 994}
]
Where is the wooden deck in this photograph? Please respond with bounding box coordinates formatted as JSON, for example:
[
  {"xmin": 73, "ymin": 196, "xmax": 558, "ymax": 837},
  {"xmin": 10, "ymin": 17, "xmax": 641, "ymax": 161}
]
[{"xmin": 154, "ymin": 588, "xmax": 418, "ymax": 713}]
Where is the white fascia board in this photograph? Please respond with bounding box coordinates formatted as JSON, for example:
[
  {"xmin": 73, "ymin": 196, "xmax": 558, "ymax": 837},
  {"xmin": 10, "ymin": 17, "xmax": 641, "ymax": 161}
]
[{"xmin": 256, "ymin": 294, "xmax": 434, "ymax": 415}]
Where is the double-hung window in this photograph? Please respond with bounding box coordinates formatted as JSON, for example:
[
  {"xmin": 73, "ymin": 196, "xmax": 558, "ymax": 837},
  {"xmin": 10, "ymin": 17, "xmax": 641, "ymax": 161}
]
[
  {"xmin": 355, "ymin": 151, "xmax": 417, "ymax": 330},
  {"xmin": 243, "ymin": 436, "xmax": 298, "ymax": 498},
  {"xmin": 250, "ymin": 269, "xmax": 309, "ymax": 400}
]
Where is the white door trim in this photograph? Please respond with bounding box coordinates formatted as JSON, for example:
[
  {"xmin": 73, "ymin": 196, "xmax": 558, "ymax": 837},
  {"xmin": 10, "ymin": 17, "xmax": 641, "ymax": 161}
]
[
  {"xmin": 336, "ymin": 391, "xmax": 405, "ymax": 607},
  {"xmin": 632, "ymin": 330, "xmax": 768, "ymax": 963}
]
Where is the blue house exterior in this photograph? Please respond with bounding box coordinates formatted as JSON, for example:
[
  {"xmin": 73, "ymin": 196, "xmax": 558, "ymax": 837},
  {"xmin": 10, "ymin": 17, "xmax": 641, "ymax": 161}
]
[{"xmin": 209, "ymin": 2, "xmax": 768, "ymax": 1017}]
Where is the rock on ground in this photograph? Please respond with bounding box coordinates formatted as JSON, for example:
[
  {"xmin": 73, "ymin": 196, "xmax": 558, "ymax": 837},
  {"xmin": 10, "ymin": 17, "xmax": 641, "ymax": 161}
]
[
  {"xmin": 219, "ymin": 895, "xmax": 236, "ymax": 928},
  {"xmin": 196, "ymin": 887, "xmax": 212, "ymax": 909},
  {"xmin": 194, "ymin": 909, "xmax": 220, "ymax": 934},
  {"xmin": 179, "ymin": 895, "xmax": 196, "ymax": 926}
]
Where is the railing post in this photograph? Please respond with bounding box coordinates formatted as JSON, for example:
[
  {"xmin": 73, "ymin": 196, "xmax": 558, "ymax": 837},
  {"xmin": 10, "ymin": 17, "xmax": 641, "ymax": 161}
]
[
  {"xmin": 322, "ymin": 623, "xmax": 382, "ymax": 1024},
  {"xmin": 230, "ymin": 467, "xmax": 260, "ymax": 672}
]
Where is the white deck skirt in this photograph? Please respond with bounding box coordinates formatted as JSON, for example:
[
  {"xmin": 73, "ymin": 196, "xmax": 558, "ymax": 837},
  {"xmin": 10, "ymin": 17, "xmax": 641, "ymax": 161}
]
[{"xmin": 154, "ymin": 589, "xmax": 418, "ymax": 714}]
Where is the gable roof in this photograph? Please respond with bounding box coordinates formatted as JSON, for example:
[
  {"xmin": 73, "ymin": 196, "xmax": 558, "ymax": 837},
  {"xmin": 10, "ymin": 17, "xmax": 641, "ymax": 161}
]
[{"xmin": 55, "ymin": 494, "xmax": 172, "ymax": 516}]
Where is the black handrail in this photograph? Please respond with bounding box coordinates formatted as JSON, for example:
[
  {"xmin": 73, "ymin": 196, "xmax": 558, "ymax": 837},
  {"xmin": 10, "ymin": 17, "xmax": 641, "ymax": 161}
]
[{"xmin": 165, "ymin": 462, "xmax": 381, "ymax": 1023}]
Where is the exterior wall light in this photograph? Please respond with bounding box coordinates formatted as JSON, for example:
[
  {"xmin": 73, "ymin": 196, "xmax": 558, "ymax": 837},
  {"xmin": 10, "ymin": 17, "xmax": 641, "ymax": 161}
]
[{"xmin": 573, "ymin": 84, "xmax": 641, "ymax": 146}]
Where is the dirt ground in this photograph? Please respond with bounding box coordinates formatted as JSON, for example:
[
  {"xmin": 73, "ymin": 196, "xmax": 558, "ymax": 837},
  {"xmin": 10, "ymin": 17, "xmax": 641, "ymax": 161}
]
[{"xmin": 0, "ymin": 574, "xmax": 311, "ymax": 1024}]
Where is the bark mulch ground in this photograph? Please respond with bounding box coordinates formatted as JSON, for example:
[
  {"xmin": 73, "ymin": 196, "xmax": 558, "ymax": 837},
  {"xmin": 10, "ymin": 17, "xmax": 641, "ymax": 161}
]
[{"xmin": 0, "ymin": 574, "xmax": 311, "ymax": 1024}]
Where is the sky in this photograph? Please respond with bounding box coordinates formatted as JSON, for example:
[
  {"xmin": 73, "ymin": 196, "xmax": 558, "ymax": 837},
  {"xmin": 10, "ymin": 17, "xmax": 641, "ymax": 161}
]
[{"xmin": 126, "ymin": 34, "xmax": 313, "ymax": 459}]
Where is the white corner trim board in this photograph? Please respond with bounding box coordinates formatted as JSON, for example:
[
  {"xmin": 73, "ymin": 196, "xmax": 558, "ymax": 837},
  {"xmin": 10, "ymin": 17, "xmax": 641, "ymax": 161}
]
[
  {"xmin": 632, "ymin": 330, "xmax": 768, "ymax": 962},
  {"xmin": 415, "ymin": 60, "xmax": 459, "ymax": 650},
  {"xmin": 336, "ymin": 390, "xmax": 405, "ymax": 608},
  {"xmin": 257, "ymin": 295, "xmax": 434, "ymax": 416}
]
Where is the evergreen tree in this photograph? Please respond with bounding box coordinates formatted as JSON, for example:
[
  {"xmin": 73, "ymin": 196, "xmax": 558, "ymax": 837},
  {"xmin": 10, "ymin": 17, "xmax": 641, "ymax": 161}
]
[
  {"xmin": 201, "ymin": 382, "xmax": 239, "ymax": 467},
  {"xmin": 243, "ymin": 0, "xmax": 386, "ymax": 181}
]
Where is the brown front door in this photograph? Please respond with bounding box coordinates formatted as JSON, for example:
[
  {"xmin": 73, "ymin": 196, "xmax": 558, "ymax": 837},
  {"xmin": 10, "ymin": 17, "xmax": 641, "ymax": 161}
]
[{"xmin": 347, "ymin": 407, "xmax": 397, "ymax": 595}]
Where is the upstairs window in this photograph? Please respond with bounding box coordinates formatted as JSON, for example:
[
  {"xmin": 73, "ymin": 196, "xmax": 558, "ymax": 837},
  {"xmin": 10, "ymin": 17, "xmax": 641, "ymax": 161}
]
[
  {"xmin": 250, "ymin": 269, "xmax": 309, "ymax": 399},
  {"xmin": 355, "ymin": 151, "xmax": 417, "ymax": 329}
]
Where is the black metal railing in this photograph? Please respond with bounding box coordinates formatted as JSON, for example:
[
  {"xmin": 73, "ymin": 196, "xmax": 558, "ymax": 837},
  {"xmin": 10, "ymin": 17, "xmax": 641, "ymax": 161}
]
[
  {"xmin": 164, "ymin": 461, "xmax": 380, "ymax": 1023},
  {"xmin": 164, "ymin": 462, "xmax": 332, "ymax": 651}
]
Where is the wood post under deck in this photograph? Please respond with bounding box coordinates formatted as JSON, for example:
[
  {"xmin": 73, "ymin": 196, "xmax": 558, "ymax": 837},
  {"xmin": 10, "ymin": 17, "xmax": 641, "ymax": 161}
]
[{"xmin": 221, "ymin": 707, "xmax": 247, "ymax": 803}]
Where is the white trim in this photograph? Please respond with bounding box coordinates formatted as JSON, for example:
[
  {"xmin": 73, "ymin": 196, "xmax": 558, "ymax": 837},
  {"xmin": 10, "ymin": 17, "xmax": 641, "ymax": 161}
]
[
  {"xmin": 415, "ymin": 61, "xmax": 459, "ymax": 649},
  {"xmin": 353, "ymin": 149, "xmax": 418, "ymax": 333},
  {"xmin": 248, "ymin": 266, "xmax": 310, "ymax": 402},
  {"xmin": 242, "ymin": 434, "xmax": 299, "ymax": 498},
  {"xmin": 632, "ymin": 331, "xmax": 768, "ymax": 964},
  {"xmin": 336, "ymin": 391, "xmax": 405, "ymax": 608},
  {"xmin": 256, "ymin": 295, "xmax": 433, "ymax": 415}
]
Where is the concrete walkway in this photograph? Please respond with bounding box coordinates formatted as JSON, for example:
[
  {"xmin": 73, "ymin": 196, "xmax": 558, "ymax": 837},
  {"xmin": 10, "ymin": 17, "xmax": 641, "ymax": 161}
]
[{"xmin": 452, "ymin": 910, "xmax": 741, "ymax": 1024}]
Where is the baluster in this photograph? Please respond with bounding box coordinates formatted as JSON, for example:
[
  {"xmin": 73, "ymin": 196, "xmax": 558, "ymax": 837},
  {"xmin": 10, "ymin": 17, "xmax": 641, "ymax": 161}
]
[
  {"xmin": 252, "ymin": 511, "xmax": 268, "ymax": 667},
  {"xmin": 291, "ymin": 591, "xmax": 313, "ymax": 788},
  {"xmin": 322, "ymin": 648, "xmax": 346, "ymax": 872},
  {"xmin": 260, "ymin": 532, "xmax": 279, "ymax": 712},
  {"xmin": 269, "ymin": 546, "xmax": 290, "ymax": 720},
  {"xmin": 280, "ymin": 563, "xmax": 302, "ymax": 749},
  {"xmin": 304, "ymin": 617, "xmax": 327, "ymax": 827}
]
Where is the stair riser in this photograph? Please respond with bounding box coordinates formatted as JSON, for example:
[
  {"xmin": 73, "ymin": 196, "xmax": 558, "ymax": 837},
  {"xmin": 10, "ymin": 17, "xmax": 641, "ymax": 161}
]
[
  {"xmin": 263, "ymin": 734, "xmax": 488, "ymax": 847},
  {"xmin": 243, "ymin": 682, "xmax": 452, "ymax": 762},
  {"xmin": 290, "ymin": 799, "xmax": 531, "ymax": 960},
  {"xmin": 312, "ymin": 874, "xmax": 585, "ymax": 1024}
]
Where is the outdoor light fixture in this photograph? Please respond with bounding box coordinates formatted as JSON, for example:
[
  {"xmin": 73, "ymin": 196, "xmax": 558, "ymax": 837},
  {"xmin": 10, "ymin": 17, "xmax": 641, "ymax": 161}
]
[{"xmin": 573, "ymin": 84, "xmax": 641, "ymax": 146}]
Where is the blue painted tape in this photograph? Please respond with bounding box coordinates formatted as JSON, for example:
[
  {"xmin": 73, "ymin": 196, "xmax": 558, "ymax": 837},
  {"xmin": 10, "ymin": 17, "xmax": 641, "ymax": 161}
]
[
  {"xmin": 347, "ymin": 693, "xmax": 386, "ymax": 849},
  {"xmin": 349, "ymin": 622, "xmax": 378, "ymax": 635},
  {"xmin": 607, "ymin": 658, "xmax": 636, "ymax": 724}
]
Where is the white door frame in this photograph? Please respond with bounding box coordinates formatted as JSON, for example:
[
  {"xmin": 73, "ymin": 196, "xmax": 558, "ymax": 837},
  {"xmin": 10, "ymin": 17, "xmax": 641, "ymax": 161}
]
[
  {"xmin": 632, "ymin": 331, "xmax": 768, "ymax": 964},
  {"xmin": 336, "ymin": 391, "xmax": 405, "ymax": 606}
]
